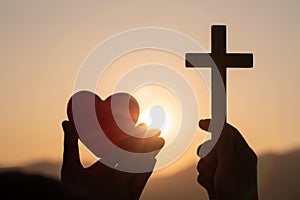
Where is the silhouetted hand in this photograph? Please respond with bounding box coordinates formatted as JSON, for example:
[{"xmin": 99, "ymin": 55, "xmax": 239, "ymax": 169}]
[
  {"xmin": 197, "ymin": 119, "xmax": 258, "ymax": 200},
  {"xmin": 61, "ymin": 121, "xmax": 164, "ymax": 200}
]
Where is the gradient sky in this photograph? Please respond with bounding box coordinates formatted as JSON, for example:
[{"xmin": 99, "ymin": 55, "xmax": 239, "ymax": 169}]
[{"xmin": 0, "ymin": 0, "xmax": 299, "ymax": 176}]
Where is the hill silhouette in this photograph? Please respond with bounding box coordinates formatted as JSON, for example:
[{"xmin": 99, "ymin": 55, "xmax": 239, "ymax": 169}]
[
  {"xmin": 1, "ymin": 149, "xmax": 299, "ymax": 200},
  {"xmin": 257, "ymin": 149, "xmax": 300, "ymax": 200},
  {"xmin": 0, "ymin": 161, "xmax": 61, "ymax": 179}
]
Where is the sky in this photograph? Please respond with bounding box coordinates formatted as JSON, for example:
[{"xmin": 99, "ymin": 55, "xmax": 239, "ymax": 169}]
[{"xmin": 0, "ymin": 0, "xmax": 299, "ymax": 177}]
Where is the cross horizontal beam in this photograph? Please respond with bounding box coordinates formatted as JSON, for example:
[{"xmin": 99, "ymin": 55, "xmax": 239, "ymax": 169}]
[{"xmin": 186, "ymin": 53, "xmax": 253, "ymax": 68}]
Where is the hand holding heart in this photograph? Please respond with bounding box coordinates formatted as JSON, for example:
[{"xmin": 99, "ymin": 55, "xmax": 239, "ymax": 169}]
[
  {"xmin": 67, "ymin": 91, "xmax": 164, "ymax": 154},
  {"xmin": 61, "ymin": 91, "xmax": 165, "ymax": 199}
]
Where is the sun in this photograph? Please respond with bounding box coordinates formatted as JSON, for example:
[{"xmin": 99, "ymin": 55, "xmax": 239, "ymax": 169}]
[
  {"xmin": 133, "ymin": 84, "xmax": 182, "ymax": 146},
  {"xmin": 138, "ymin": 104, "xmax": 169, "ymax": 133}
]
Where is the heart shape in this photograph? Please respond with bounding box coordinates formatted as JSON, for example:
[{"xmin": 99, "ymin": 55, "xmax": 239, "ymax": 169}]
[{"xmin": 67, "ymin": 91, "xmax": 164, "ymax": 155}]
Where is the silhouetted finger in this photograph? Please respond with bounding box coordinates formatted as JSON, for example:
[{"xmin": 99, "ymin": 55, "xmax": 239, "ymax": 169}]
[
  {"xmin": 62, "ymin": 120, "xmax": 79, "ymax": 141},
  {"xmin": 197, "ymin": 160, "xmax": 216, "ymax": 199},
  {"xmin": 121, "ymin": 132, "xmax": 165, "ymax": 154},
  {"xmin": 136, "ymin": 129, "xmax": 165, "ymax": 153},
  {"xmin": 61, "ymin": 121, "xmax": 83, "ymax": 182},
  {"xmin": 197, "ymin": 159, "xmax": 215, "ymax": 178},
  {"xmin": 198, "ymin": 120, "xmax": 237, "ymax": 163},
  {"xmin": 197, "ymin": 141, "xmax": 217, "ymax": 157}
]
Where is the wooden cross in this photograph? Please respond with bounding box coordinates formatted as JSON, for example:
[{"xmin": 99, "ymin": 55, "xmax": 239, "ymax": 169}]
[{"xmin": 186, "ymin": 25, "xmax": 253, "ymax": 122}]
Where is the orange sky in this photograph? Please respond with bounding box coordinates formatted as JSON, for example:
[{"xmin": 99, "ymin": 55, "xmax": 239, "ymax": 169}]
[{"xmin": 0, "ymin": 0, "xmax": 299, "ymax": 176}]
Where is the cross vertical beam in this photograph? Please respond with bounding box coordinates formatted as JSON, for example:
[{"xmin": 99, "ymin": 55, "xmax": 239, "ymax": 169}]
[
  {"xmin": 186, "ymin": 25, "xmax": 253, "ymax": 122},
  {"xmin": 212, "ymin": 25, "xmax": 226, "ymax": 55},
  {"xmin": 212, "ymin": 26, "xmax": 227, "ymax": 86}
]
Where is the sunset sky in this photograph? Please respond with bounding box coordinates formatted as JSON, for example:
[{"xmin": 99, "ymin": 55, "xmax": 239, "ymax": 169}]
[{"xmin": 0, "ymin": 0, "xmax": 299, "ymax": 177}]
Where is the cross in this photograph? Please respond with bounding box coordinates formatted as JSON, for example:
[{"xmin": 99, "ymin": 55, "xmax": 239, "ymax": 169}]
[{"xmin": 186, "ymin": 25, "xmax": 253, "ymax": 122}]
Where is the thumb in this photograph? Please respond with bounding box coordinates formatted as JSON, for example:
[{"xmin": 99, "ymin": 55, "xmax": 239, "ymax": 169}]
[
  {"xmin": 198, "ymin": 119, "xmax": 218, "ymax": 158},
  {"xmin": 198, "ymin": 119, "xmax": 235, "ymax": 160},
  {"xmin": 199, "ymin": 119, "xmax": 211, "ymax": 131},
  {"xmin": 61, "ymin": 121, "xmax": 83, "ymax": 181}
]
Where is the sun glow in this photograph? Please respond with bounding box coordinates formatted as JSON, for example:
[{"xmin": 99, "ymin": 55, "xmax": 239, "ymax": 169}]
[
  {"xmin": 134, "ymin": 84, "xmax": 182, "ymax": 146},
  {"xmin": 137, "ymin": 105, "xmax": 169, "ymax": 134}
]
